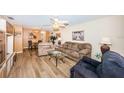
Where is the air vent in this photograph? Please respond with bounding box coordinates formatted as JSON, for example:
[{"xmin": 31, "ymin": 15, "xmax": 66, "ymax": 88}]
[{"xmin": 7, "ymin": 16, "xmax": 14, "ymax": 20}]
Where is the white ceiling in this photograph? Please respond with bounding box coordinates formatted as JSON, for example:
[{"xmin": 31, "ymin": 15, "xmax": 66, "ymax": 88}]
[{"xmin": 7, "ymin": 15, "xmax": 107, "ymax": 29}]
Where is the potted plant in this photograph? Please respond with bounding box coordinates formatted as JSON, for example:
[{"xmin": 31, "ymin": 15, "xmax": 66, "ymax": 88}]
[{"xmin": 50, "ymin": 32, "xmax": 57, "ymax": 45}]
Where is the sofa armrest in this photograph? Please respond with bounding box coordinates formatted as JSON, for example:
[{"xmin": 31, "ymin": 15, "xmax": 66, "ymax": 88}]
[
  {"xmin": 79, "ymin": 49, "xmax": 91, "ymax": 58},
  {"xmin": 70, "ymin": 59, "xmax": 99, "ymax": 78},
  {"xmin": 79, "ymin": 49, "xmax": 91, "ymax": 55}
]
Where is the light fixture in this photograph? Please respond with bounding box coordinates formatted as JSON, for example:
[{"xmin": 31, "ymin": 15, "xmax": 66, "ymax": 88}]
[
  {"xmin": 58, "ymin": 37, "xmax": 61, "ymax": 41},
  {"xmin": 40, "ymin": 31, "xmax": 45, "ymax": 34},
  {"xmin": 52, "ymin": 23, "xmax": 59, "ymax": 31}
]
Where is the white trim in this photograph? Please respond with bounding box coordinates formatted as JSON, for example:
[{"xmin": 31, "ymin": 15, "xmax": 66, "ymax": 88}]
[
  {"xmin": 23, "ymin": 47, "xmax": 28, "ymax": 49},
  {"xmin": 15, "ymin": 51, "xmax": 23, "ymax": 54}
]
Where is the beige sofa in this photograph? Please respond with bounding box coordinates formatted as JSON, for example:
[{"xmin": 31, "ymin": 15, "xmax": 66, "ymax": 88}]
[
  {"xmin": 55, "ymin": 42, "xmax": 92, "ymax": 61},
  {"xmin": 38, "ymin": 43, "xmax": 54, "ymax": 56}
]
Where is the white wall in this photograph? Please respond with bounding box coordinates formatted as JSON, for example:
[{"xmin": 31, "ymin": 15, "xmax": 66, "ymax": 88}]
[
  {"xmin": 0, "ymin": 18, "xmax": 6, "ymax": 31},
  {"xmin": 7, "ymin": 36, "xmax": 13, "ymax": 53},
  {"xmin": 41, "ymin": 31, "xmax": 46, "ymax": 42},
  {"xmin": 61, "ymin": 16, "xmax": 124, "ymax": 60},
  {"xmin": 14, "ymin": 25, "xmax": 23, "ymax": 53}
]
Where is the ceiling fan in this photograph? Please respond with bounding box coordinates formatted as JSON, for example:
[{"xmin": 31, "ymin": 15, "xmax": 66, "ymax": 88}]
[
  {"xmin": 50, "ymin": 16, "xmax": 69, "ymax": 27},
  {"xmin": 42, "ymin": 16, "xmax": 69, "ymax": 31}
]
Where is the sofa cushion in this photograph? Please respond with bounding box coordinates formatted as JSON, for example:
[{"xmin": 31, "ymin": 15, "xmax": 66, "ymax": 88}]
[
  {"xmin": 78, "ymin": 44, "xmax": 85, "ymax": 50},
  {"xmin": 70, "ymin": 51, "xmax": 80, "ymax": 58},
  {"xmin": 63, "ymin": 43, "xmax": 68, "ymax": 49},
  {"xmin": 78, "ymin": 43, "xmax": 91, "ymax": 50},
  {"xmin": 68, "ymin": 43, "xmax": 72, "ymax": 49},
  {"xmin": 45, "ymin": 45, "xmax": 51, "ymax": 48},
  {"xmin": 71, "ymin": 62, "xmax": 98, "ymax": 78},
  {"xmin": 64, "ymin": 49, "xmax": 72, "ymax": 54},
  {"xmin": 71, "ymin": 43, "xmax": 79, "ymax": 51},
  {"xmin": 84, "ymin": 44, "xmax": 92, "ymax": 49}
]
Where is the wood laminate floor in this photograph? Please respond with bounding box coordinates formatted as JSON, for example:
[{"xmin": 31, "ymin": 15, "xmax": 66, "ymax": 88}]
[{"xmin": 9, "ymin": 49, "xmax": 76, "ymax": 78}]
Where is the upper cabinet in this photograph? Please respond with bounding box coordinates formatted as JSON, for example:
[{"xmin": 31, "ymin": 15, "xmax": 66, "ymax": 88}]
[
  {"xmin": 6, "ymin": 22, "xmax": 14, "ymax": 35},
  {"xmin": 0, "ymin": 19, "xmax": 14, "ymax": 34},
  {"xmin": 0, "ymin": 19, "xmax": 6, "ymax": 32}
]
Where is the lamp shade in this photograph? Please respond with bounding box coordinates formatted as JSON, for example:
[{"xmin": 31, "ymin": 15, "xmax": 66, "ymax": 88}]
[{"xmin": 100, "ymin": 37, "xmax": 112, "ymax": 45}]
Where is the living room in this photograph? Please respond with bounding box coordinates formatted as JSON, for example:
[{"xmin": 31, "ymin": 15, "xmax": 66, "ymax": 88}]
[
  {"xmin": 0, "ymin": 15, "xmax": 124, "ymax": 78},
  {"xmin": 1, "ymin": 0, "xmax": 124, "ymax": 93}
]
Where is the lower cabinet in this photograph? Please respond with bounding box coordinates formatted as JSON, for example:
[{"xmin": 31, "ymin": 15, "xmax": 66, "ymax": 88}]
[
  {"xmin": 0, "ymin": 53, "xmax": 15, "ymax": 78},
  {"xmin": 0, "ymin": 62, "xmax": 7, "ymax": 78}
]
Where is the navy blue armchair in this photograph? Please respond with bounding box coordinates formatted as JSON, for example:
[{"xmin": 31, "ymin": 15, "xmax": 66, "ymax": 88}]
[{"xmin": 70, "ymin": 51, "xmax": 124, "ymax": 78}]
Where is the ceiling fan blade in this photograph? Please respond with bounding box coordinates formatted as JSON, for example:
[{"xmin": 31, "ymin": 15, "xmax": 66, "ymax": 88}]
[
  {"xmin": 64, "ymin": 23, "xmax": 69, "ymax": 26},
  {"xmin": 50, "ymin": 17, "xmax": 54, "ymax": 21},
  {"xmin": 60, "ymin": 20, "xmax": 67, "ymax": 23},
  {"xmin": 49, "ymin": 16, "xmax": 69, "ymax": 30},
  {"xmin": 59, "ymin": 24, "xmax": 66, "ymax": 28}
]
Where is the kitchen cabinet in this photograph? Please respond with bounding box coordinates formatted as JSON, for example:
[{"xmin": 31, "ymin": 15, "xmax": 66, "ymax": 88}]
[
  {"xmin": 0, "ymin": 19, "xmax": 15, "ymax": 78},
  {"xmin": 0, "ymin": 53, "xmax": 15, "ymax": 77},
  {"xmin": 6, "ymin": 22, "xmax": 14, "ymax": 35},
  {"xmin": 0, "ymin": 32, "xmax": 5, "ymax": 64},
  {"xmin": 0, "ymin": 62, "xmax": 7, "ymax": 78}
]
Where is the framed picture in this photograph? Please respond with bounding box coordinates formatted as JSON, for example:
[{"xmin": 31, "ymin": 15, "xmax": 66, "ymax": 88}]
[{"xmin": 72, "ymin": 31, "xmax": 84, "ymax": 41}]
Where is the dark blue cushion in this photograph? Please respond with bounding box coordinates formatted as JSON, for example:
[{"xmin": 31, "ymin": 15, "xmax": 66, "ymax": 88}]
[
  {"xmin": 97, "ymin": 51, "xmax": 124, "ymax": 78},
  {"xmin": 73, "ymin": 62, "xmax": 98, "ymax": 78}
]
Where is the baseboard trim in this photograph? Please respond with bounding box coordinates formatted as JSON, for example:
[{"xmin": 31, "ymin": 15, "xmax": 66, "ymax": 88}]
[
  {"xmin": 24, "ymin": 47, "xmax": 28, "ymax": 49},
  {"xmin": 15, "ymin": 51, "xmax": 23, "ymax": 54}
]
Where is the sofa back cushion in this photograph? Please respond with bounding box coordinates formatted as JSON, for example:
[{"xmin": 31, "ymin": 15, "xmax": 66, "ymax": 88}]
[
  {"xmin": 63, "ymin": 42, "xmax": 92, "ymax": 50},
  {"xmin": 67, "ymin": 43, "xmax": 72, "ymax": 49},
  {"xmin": 78, "ymin": 43, "xmax": 92, "ymax": 50},
  {"xmin": 71, "ymin": 43, "xmax": 79, "ymax": 51},
  {"xmin": 70, "ymin": 51, "xmax": 80, "ymax": 58},
  {"xmin": 79, "ymin": 49, "xmax": 91, "ymax": 55},
  {"xmin": 63, "ymin": 42, "xmax": 92, "ymax": 57},
  {"xmin": 63, "ymin": 42, "xmax": 68, "ymax": 49}
]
